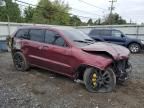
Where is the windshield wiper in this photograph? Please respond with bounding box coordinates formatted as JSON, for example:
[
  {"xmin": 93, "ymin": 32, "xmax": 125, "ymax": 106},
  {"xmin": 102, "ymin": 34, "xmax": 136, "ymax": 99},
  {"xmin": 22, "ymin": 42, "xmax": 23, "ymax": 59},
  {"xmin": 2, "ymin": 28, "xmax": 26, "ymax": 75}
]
[
  {"xmin": 84, "ymin": 39, "xmax": 94, "ymax": 42},
  {"xmin": 85, "ymin": 39, "xmax": 96, "ymax": 44},
  {"xmin": 74, "ymin": 40, "xmax": 95, "ymax": 45},
  {"xmin": 73, "ymin": 40, "xmax": 89, "ymax": 43}
]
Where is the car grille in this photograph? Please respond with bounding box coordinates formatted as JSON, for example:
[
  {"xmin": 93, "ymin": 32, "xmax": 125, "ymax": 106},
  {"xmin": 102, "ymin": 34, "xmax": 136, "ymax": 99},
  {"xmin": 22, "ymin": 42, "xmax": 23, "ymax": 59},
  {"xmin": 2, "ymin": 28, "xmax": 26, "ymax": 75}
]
[{"xmin": 116, "ymin": 60, "xmax": 127, "ymax": 72}]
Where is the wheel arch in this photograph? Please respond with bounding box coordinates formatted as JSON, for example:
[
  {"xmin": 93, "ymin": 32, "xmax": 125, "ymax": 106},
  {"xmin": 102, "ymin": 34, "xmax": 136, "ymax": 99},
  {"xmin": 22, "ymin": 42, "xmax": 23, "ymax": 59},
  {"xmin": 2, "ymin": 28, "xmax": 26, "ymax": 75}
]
[
  {"xmin": 127, "ymin": 41, "xmax": 142, "ymax": 49},
  {"xmin": 75, "ymin": 64, "xmax": 102, "ymax": 80},
  {"xmin": 12, "ymin": 49, "xmax": 23, "ymax": 55}
]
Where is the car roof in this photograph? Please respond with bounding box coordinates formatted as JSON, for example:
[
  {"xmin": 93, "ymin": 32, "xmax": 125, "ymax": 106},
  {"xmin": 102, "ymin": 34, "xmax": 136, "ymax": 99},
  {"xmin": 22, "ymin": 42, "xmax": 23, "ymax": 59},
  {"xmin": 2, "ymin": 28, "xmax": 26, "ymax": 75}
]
[
  {"xmin": 18, "ymin": 26, "xmax": 76, "ymax": 31},
  {"xmin": 91, "ymin": 28, "xmax": 118, "ymax": 31}
]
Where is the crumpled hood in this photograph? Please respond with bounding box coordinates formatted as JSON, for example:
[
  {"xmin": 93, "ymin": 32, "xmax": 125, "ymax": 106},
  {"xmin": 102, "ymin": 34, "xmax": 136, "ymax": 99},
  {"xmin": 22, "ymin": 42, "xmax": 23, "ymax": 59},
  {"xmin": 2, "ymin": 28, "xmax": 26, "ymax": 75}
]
[{"xmin": 81, "ymin": 42, "xmax": 130, "ymax": 60}]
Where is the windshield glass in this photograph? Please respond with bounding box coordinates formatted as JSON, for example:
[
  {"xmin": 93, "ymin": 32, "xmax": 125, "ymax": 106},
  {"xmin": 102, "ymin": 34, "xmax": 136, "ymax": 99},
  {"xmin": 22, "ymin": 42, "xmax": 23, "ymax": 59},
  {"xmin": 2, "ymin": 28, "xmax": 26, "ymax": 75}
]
[{"xmin": 62, "ymin": 29, "xmax": 95, "ymax": 47}]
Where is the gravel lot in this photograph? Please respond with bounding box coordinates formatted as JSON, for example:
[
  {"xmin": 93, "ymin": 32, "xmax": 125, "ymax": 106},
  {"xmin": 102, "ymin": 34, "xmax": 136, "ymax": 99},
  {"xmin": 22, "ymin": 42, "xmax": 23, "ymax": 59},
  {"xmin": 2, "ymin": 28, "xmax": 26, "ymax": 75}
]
[{"xmin": 0, "ymin": 52, "xmax": 144, "ymax": 108}]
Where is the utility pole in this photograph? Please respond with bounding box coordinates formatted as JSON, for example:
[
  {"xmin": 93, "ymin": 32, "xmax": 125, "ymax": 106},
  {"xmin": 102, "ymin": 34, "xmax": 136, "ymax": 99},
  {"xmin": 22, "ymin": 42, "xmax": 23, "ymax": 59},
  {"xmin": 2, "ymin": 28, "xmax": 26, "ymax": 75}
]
[{"xmin": 109, "ymin": 0, "xmax": 117, "ymax": 25}]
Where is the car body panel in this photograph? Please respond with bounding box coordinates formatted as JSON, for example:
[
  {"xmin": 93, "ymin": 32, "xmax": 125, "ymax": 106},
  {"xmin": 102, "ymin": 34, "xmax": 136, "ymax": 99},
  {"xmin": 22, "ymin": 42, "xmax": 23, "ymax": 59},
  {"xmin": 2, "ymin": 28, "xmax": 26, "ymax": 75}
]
[
  {"xmin": 81, "ymin": 42, "xmax": 130, "ymax": 60},
  {"xmin": 88, "ymin": 29, "xmax": 144, "ymax": 49},
  {"xmin": 11, "ymin": 26, "xmax": 131, "ymax": 80}
]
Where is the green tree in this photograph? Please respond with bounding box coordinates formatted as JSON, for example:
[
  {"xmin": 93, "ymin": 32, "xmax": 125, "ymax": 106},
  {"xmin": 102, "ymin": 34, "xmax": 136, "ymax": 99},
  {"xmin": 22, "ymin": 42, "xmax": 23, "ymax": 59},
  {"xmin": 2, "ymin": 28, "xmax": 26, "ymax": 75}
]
[
  {"xmin": 69, "ymin": 15, "xmax": 82, "ymax": 26},
  {"xmin": 94, "ymin": 18, "xmax": 101, "ymax": 25},
  {"xmin": 32, "ymin": 0, "xmax": 70, "ymax": 25},
  {"xmin": 0, "ymin": 0, "xmax": 21, "ymax": 22},
  {"xmin": 24, "ymin": 6, "xmax": 35, "ymax": 23},
  {"xmin": 103, "ymin": 13, "xmax": 126, "ymax": 25},
  {"xmin": 87, "ymin": 18, "xmax": 93, "ymax": 25}
]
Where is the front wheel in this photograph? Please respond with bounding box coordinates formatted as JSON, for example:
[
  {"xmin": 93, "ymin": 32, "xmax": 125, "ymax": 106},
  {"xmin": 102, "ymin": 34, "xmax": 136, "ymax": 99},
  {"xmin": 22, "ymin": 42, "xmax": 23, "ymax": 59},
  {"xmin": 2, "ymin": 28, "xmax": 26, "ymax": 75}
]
[
  {"xmin": 128, "ymin": 43, "xmax": 141, "ymax": 53},
  {"xmin": 84, "ymin": 67, "xmax": 116, "ymax": 93}
]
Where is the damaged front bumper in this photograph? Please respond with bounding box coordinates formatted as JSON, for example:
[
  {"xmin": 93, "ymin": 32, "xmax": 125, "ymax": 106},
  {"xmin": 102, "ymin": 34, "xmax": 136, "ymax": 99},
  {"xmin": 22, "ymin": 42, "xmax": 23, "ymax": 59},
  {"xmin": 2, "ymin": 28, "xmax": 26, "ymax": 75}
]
[{"xmin": 113, "ymin": 59, "xmax": 132, "ymax": 82}]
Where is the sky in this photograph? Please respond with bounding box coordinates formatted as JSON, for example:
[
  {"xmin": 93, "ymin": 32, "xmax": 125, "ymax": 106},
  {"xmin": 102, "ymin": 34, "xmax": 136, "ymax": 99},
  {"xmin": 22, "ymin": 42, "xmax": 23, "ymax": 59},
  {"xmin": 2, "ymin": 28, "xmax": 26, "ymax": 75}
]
[{"xmin": 20, "ymin": 0, "xmax": 144, "ymax": 24}]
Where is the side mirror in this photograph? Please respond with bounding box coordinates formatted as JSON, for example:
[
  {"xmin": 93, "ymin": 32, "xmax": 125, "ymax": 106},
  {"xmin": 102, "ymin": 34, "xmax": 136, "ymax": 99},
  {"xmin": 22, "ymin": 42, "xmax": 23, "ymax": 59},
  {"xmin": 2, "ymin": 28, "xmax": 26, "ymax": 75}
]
[{"xmin": 55, "ymin": 34, "xmax": 60, "ymax": 39}]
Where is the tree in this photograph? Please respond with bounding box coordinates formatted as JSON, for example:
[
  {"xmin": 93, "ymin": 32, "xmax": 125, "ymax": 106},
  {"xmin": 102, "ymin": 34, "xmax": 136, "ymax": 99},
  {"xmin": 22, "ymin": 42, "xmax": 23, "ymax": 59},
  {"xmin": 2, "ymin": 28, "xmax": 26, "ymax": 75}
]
[
  {"xmin": 0, "ymin": 0, "xmax": 21, "ymax": 22},
  {"xmin": 87, "ymin": 18, "xmax": 93, "ymax": 25},
  {"xmin": 32, "ymin": 0, "xmax": 70, "ymax": 25},
  {"xmin": 103, "ymin": 13, "xmax": 126, "ymax": 25},
  {"xmin": 69, "ymin": 15, "xmax": 82, "ymax": 26},
  {"xmin": 24, "ymin": 6, "xmax": 35, "ymax": 23},
  {"xmin": 93, "ymin": 18, "xmax": 101, "ymax": 25}
]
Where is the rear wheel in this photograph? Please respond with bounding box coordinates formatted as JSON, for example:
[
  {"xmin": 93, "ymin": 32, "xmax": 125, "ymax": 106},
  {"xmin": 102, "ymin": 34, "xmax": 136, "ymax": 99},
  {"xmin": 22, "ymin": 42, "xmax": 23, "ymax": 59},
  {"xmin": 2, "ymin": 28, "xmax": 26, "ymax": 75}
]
[
  {"xmin": 128, "ymin": 43, "xmax": 141, "ymax": 53},
  {"xmin": 13, "ymin": 52, "xmax": 29, "ymax": 71},
  {"xmin": 84, "ymin": 67, "xmax": 116, "ymax": 93}
]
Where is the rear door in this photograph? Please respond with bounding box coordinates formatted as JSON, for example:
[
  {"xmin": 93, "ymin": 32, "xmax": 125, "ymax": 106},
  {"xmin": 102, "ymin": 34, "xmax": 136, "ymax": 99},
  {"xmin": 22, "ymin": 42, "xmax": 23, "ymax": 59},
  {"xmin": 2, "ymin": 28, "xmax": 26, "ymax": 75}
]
[
  {"xmin": 25, "ymin": 29, "xmax": 45, "ymax": 66},
  {"xmin": 89, "ymin": 29, "xmax": 104, "ymax": 41},
  {"xmin": 14, "ymin": 29, "xmax": 30, "ymax": 58},
  {"xmin": 100, "ymin": 30, "xmax": 112, "ymax": 42},
  {"xmin": 41, "ymin": 30, "xmax": 73, "ymax": 75}
]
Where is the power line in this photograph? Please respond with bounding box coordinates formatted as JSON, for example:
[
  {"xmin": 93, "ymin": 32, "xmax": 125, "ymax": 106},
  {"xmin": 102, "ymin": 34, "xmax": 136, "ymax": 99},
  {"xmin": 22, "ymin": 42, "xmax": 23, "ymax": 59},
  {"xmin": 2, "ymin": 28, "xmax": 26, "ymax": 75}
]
[
  {"xmin": 79, "ymin": 0, "xmax": 107, "ymax": 11},
  {"xmin": 16, "ymin": 0, "xmax": 99, "ymax": 20}
]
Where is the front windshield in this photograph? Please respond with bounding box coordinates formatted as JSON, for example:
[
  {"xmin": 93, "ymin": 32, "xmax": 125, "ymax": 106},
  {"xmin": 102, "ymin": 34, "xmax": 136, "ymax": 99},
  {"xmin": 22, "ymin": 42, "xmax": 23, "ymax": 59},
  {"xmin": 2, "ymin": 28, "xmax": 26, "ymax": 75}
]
[{"xmin": 62, "ymin": 29, "xmax": 95, "ymax": 47}]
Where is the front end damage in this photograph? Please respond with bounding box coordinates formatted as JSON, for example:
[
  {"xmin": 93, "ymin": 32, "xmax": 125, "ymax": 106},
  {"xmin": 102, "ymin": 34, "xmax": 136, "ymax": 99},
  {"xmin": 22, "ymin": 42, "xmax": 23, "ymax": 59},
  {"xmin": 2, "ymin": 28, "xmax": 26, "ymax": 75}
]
[
  {"xmin": 112, "ymin": 59, "xmax": 132, "ymax": 83},
  {"xmin": 82, "ymin": 50, "xmax": 132, "ymax": 83},
  {"xmin": 81, "ymin": 42, "xmax": 132, "ymax": 83}
]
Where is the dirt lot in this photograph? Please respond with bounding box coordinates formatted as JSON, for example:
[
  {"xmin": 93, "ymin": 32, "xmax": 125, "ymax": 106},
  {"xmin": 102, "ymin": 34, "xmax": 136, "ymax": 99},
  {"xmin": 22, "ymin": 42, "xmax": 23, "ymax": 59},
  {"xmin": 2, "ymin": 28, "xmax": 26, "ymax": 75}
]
[{"xmin": 0, "ymin": 52, "xmax": 144, "ymax": 108}]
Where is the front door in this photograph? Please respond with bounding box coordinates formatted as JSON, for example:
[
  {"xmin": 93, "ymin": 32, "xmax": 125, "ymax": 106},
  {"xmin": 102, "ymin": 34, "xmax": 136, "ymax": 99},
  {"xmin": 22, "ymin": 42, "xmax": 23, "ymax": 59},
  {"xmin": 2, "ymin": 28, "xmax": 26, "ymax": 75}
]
[
  {"xmin": 111, "ymin": 30, "xmax": 126, "ymax": 46},
  {"xmin": 41, "ymin": 30, "xmax": 73, "ymax": 75}
]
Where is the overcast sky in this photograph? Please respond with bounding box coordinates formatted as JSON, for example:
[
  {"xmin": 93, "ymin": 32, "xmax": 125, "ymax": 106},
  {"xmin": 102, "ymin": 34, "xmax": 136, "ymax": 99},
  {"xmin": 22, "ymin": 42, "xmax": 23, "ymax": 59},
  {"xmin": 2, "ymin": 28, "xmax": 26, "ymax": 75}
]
[{"xmin": 21, "ymin": 0, "xmax": 144, "ymax": 24}]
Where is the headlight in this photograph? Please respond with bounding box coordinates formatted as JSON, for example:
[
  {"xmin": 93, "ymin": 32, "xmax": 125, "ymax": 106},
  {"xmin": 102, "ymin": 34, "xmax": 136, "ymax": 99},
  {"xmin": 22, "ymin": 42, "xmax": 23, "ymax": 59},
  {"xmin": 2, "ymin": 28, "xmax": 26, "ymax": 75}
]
[{"xmin": 141, "ymin": 40, "xmax": 144, "ymax": 44}]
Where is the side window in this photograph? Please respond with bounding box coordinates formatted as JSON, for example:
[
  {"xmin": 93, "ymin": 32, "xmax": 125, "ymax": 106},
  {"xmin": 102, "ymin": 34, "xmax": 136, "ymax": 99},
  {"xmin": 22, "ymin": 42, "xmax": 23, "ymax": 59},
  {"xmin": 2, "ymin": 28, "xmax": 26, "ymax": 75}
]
[
  {"xmin": 89, "ymin": 30, "xmax": 100, "ymax": 36},
  {"xmin": 29, "ymin": 29, "xmax": 44, "ymax": 42},
  {"xmin": 101, "ymin": 30, "xmax": 111, "ymax": 36},
  {"xmin": 15, "ymin": 29, "xmax": 29, "ymax": 39},
  {"xmin": 54, "ymin": 37, "xmax": 66, "ymax": 47},
  {"xmin": 112, "ymin": 31, "xmax": 122, "ymax": 37},
  {"xmin": 45, "ymin": 30, "xmax": 57, "ymax": 44},
  {"xmin": 45, "ymin": 30, "xmax": 67, "ymax": 47}
]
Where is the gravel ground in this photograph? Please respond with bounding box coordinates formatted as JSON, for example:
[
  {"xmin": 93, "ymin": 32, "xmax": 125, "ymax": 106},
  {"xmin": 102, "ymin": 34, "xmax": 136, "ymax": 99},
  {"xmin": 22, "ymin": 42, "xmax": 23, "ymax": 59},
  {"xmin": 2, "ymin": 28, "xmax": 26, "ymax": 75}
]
[{"xmin": 0, "ymin": 52, "xmax": 144, "ymax": 108}]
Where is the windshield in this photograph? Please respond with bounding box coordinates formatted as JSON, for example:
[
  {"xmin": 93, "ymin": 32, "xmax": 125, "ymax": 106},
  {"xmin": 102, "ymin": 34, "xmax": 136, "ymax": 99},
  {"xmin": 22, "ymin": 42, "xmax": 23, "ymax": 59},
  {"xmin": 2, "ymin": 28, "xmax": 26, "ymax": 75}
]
[{"xmin": 62, "ymin": 29, "xmax": 95, "ymax": 47}]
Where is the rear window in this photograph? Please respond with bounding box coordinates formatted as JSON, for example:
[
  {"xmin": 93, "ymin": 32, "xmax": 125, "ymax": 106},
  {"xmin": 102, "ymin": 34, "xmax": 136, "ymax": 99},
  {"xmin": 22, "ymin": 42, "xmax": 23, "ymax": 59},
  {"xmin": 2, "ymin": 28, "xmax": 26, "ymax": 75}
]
[
  {"xmin": 29, "ymin": 29, "xmax": 45, "ymax": 42},
  {"xmin": 101, "ymin": 30, "xmax": 111, "ymax": 36}
]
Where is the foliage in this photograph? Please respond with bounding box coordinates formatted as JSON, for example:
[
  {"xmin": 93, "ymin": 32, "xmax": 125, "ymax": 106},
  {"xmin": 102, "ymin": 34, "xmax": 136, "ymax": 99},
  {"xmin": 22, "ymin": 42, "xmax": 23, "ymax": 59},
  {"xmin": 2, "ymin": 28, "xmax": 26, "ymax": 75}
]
[
  {"xmin": 87, "ymin": 18, "xmax": 93, "ymax": 25},
  {"xmin": 24, "ymin": 6, "xmax": 35, "ymax": 23},
  {"xmin": 0, "ymin": 0, "xmax": 21, "ymax": 22},
  {"xmin": 32, "ymin": 0, "xmax": 70, "ymax": 25},
  {"xmin": 69, "ymin": 15, "xmax": 82, "ymax": 26},
  {"xmin": 102, "ymin": 13, "xmax": 127, "ymax": 25},
  {"xmin": 93, "ymin": 18, "xmax": 101, "ymax": 25},
  {"xmin": 0, "ymin": 0, "xmax": 128, "ymax": 26}
]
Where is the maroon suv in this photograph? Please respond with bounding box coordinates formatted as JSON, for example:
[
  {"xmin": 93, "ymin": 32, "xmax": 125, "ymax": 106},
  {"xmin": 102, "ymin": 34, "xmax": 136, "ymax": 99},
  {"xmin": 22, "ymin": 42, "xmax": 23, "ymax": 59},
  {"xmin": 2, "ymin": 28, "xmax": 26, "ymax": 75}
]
[{"xmin": 9, "ymin": 26, "xmax": 132, "ymax": 92}]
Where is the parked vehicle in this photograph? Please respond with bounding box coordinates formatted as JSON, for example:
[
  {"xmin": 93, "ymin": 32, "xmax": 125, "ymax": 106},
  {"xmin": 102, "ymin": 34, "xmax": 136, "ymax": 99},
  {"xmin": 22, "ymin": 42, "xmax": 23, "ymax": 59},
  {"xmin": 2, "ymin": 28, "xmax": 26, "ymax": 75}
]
[
  {"xmin": 9, "ymin": 26, "xmax": 132, "ymax": 93},
  {"xmin": 88, "ymin": 29, "xmax": 144, "ymax": 53}
]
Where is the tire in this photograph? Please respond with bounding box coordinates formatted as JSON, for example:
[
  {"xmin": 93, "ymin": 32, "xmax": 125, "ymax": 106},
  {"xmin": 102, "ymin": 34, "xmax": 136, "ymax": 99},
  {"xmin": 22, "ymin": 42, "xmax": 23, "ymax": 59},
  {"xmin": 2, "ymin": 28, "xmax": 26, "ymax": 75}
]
[
  {"xmin": 13, "ymin": 52, "xmax": 29, "ymax": 71},
  {"xmin": 128, "ymin": 43, "xmax": 141, "ymax": 53},
  {"xmin": 84, "ymin": 67, "xmax": 116, "ymax": 93}
]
